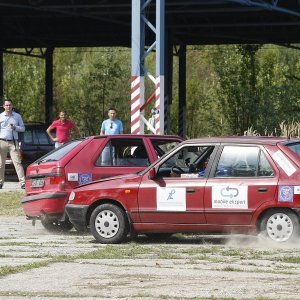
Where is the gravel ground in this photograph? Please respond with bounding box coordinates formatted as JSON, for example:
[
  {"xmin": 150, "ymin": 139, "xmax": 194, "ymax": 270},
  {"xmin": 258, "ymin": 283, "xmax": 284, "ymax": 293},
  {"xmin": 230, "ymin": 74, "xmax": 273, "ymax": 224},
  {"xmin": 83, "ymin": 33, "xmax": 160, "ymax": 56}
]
[{"xmin": 1, "ymin": 215, "xmax": 300, "ymax": 299}]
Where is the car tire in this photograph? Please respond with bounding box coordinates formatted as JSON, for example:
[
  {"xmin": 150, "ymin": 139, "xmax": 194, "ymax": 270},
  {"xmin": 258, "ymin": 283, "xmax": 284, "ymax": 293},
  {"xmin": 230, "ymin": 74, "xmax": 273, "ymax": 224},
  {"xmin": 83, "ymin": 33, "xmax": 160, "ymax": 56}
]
[
  {"xmin": 260, "ymin": 209, "xmax": 299, "ymax": 242},
  {"xmin": 90, "ymin": 204, "xmax": 129, "ymax": 244},
  {"xmin": 41, "ymin": 218, "xmax": 74, "ymax": 232}
]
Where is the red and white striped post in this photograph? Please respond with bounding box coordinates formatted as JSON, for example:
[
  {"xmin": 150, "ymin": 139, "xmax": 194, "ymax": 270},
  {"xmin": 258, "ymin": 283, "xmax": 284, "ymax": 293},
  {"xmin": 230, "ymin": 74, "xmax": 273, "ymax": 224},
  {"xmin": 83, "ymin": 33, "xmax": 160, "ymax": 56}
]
[
  {"xmin": 131, "ymin": 76, "xmax": 141, "ymax": 134},
  {"xmin": 155, "ymin": 76, "xmax": 161, "ymax": 134}
]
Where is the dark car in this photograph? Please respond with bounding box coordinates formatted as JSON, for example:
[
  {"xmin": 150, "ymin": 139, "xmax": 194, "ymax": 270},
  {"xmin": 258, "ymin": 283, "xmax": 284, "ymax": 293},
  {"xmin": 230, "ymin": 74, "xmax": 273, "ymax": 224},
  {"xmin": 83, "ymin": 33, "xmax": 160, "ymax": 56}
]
[
  {"xmin": 66, "ymin": 136, "xmax": 300, "ymax": 244},
  {"xmin": 5, "ymin": 123, "xmax": 55, "ymax": 174},
  {"xmin": 21, "ymin": 134, "xmax": 184, "ymax": 232}
]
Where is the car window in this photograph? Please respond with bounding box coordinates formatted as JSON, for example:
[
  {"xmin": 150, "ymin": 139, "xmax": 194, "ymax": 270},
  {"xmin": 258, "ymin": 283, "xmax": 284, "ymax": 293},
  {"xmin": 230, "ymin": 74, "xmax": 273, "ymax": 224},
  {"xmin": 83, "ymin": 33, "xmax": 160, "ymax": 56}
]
[
  {"xmin": 157, "ymin": 145, "xmax": 215, "ymax": 177},
  {"xmin": 95, "ymin": 138, "xmax": 150, "ymax": 167},
  {"xmin": 37, "ymin": 140, "xmax": 83, "ymax": 162},
  {"xmin": 23, "ymin": 128, "xmax": 54, "ymax": 145},
  {"xmin": 286, "ymin": 142, "xmax": 300, "ymax": 156},
  {"xmin": 215, "ymin": 146, "xmax": 274, "ymax": 177},
  {"xmin": 23, "ymin": 130, "xmax": 33, "ymax": 144},
  {"xmin": 151, "ymin": 139, "xmax": 182, "ymax": 158}
]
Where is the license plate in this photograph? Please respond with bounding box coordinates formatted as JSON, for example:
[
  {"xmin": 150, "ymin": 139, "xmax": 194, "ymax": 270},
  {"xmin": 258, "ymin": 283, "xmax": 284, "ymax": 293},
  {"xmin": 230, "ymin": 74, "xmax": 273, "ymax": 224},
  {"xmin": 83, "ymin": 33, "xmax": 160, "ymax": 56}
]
[{"xmin": 31, "ymin": 178, "xmax": 45, "ymax": 188}]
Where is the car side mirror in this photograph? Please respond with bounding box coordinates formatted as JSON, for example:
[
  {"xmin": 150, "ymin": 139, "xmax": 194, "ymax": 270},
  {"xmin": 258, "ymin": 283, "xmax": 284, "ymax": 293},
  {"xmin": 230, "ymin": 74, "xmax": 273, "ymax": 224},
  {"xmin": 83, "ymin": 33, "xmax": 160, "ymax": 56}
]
[{"xmin": 148, "ymin": 168, "xmax": 156, "ymax": 179}]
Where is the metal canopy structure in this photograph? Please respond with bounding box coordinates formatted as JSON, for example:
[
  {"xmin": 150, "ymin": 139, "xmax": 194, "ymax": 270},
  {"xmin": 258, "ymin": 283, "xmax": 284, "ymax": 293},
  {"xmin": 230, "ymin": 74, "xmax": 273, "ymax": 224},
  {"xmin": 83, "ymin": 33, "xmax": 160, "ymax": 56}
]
[
  {"xmin": 1, "ymin": 0, "xmax": 300, "ymax": 133},
  {"xmin": 1, "ymin": 0, "xmax": 300, "ymax": 48}
]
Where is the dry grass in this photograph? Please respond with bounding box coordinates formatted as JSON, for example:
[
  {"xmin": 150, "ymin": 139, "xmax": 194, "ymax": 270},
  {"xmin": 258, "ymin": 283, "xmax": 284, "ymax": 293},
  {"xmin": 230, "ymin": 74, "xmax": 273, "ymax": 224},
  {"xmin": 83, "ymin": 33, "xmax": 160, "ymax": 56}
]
[{"xmin": 0, "ymin": 192, "xmax": 24, "ymax": 216}]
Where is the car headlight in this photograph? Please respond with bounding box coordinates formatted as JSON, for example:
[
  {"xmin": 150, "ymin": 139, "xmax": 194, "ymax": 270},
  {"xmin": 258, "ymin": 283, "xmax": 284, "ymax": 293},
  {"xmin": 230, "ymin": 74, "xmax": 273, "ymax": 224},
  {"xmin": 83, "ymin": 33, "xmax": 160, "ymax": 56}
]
[{"xmin": 69, "ymin": 191, "xmax": 76, "ymax": 201}]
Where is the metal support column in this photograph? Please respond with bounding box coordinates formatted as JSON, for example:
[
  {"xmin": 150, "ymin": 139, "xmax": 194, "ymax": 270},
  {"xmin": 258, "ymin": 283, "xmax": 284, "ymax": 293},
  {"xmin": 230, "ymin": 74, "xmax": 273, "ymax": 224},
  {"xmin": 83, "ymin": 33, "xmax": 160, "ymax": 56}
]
[
  {"xmin": 131, "ymin": 0, "xmax": 145, "ymax": 134},
  {"xmin": 165, "ymin": 33, "xmax": 173, "ymax": 134},
  {"xmin": 155, "ymin": 0, "xmax": 165, "ymax": 134},
  {"xmin": 0, "ymin": 50, "xmax": 3, "ymax": 100},
  {"xmin": 131, "ymin": 0, "xmax": 165, "ymax": 134},
  {"xmin": 45, "ymin": 47, "xmax": 54, "ymax": 125},
  {"xmin": 178, "ymin": 45, "xmax": 186, "ymax": 138}
]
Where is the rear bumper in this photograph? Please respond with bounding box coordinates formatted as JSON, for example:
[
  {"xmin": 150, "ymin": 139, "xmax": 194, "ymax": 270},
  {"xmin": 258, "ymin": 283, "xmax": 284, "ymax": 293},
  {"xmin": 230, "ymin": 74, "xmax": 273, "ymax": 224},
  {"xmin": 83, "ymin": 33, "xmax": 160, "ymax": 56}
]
[
  {"xmin": 65, "ymin": 204, "xmax": 89, "ymax": 228},
  {"xmin": 21, "ymin": 192, "xmax": 68, "ymax": 217}
]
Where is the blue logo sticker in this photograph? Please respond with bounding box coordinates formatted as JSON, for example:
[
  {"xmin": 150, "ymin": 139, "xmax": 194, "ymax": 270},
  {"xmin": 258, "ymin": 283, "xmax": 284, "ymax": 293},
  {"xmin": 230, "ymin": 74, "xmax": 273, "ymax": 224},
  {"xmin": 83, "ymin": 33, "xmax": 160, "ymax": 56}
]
[
  {"xmin": 278, "ymin": 186, "xmax": 294, "ymax": 202},
  {"xmin": 78, "ymin": 173, "xmax": 92, "ymax": 185}
]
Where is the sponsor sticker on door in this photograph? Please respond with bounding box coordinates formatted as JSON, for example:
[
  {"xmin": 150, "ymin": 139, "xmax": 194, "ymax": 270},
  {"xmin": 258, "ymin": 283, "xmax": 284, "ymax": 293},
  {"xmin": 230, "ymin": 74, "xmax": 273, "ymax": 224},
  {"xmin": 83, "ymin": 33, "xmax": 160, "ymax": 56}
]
[
  {"xmin": 157, "ymin": 187, "xmax": 186, "ymax": 211},
  {"xmin": 212, "ymin": 185, "xmax": 248, "ymax": 209}
]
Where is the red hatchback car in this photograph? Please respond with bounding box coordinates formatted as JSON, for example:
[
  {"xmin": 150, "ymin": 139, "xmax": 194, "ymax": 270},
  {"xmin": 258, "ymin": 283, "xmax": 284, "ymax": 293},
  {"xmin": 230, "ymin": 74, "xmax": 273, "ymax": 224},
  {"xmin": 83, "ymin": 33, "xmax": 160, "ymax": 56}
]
[
  {"xmin": 21, "ymin": 134, "xmax": 183, "ymax": 231},
  {"xmin": 66, "ymin": 136, "xmax": 300, "ymax": 243}
]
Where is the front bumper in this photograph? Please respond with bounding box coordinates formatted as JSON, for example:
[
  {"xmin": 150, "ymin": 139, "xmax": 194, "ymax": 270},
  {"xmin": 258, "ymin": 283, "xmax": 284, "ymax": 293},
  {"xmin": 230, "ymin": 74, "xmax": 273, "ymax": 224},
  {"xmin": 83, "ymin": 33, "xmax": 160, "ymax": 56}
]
[
  {"xmin": 65, "ymin": 204, "xmax": 89, "ymax": 228},
  {"xmin": 21, "ymin": 192, "xmax": 68, "ymax": 217}
]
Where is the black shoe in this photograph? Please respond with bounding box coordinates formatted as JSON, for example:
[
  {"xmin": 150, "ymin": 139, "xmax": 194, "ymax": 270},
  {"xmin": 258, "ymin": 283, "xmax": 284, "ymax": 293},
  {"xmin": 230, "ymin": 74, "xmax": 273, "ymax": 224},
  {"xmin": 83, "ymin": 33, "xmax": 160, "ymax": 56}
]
[{"xmin": 21, "ymin": 183, "xmax": 25, "ymax": 189}]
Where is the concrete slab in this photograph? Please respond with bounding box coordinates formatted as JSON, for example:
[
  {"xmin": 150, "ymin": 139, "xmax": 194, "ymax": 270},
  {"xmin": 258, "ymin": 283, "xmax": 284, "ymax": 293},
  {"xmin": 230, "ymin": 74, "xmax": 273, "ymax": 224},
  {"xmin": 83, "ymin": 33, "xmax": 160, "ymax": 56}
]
[{"xmin": 1, "ymin": 216, "xmax": 300, "ymax": 299}]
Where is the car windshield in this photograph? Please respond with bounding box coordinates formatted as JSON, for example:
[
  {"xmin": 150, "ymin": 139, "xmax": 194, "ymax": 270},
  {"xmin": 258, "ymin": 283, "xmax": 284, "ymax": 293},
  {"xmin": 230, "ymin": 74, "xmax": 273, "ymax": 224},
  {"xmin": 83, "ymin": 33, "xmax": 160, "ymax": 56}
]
[{"xmin": 36, "ymin": 139, "xmax": 84, "ymax": 163}]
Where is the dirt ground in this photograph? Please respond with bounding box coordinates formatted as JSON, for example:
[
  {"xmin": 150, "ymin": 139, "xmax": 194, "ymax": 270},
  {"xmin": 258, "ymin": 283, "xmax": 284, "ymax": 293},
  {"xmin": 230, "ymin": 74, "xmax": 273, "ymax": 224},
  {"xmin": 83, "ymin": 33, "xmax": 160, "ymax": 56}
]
[{"xmin": 1, "ymin": 216, "xmax": 300, "ymax": 299}]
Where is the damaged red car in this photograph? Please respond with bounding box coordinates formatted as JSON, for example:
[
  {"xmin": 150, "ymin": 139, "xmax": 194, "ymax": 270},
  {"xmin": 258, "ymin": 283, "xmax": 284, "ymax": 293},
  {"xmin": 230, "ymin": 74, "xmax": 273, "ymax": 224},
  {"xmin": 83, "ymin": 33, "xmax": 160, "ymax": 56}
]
[
  {"xmin": 66, "ymin": 136, "xmax": 300, "ymax": 243},
  {"xmin": 21, "ymin": 134, "xmax": 183, "ymax": 232}
]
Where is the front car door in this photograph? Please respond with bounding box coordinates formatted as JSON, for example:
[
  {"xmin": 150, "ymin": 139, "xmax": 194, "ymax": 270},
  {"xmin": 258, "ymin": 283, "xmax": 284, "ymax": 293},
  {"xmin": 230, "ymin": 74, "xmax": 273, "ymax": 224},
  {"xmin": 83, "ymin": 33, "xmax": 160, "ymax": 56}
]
[{"xmin": 137, "ymin": 143, "xmax": 218, "ymax": 224}]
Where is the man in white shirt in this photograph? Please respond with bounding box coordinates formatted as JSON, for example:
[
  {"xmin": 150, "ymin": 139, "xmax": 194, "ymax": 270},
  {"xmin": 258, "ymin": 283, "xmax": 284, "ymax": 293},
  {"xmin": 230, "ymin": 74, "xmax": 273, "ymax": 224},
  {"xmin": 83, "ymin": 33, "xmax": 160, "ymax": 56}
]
[{"xmin": 0, "ymin": 99, "xmax": 25, "ymax": 189}]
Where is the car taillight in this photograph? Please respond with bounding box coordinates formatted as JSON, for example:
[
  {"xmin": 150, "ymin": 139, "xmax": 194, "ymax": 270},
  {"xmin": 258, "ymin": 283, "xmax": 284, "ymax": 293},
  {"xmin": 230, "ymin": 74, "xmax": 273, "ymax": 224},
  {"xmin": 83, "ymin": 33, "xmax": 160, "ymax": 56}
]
[{"xmin": 49, "ymin": 167, "xmax": 66, "ymax": 190}]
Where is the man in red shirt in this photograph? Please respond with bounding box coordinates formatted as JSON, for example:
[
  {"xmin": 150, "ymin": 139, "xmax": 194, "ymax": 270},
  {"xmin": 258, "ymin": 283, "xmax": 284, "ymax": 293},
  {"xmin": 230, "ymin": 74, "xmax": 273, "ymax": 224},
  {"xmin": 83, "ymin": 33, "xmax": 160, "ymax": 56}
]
[{"xmin": 46, "ymin": 111, "xmax": 78, "ymax": 148}]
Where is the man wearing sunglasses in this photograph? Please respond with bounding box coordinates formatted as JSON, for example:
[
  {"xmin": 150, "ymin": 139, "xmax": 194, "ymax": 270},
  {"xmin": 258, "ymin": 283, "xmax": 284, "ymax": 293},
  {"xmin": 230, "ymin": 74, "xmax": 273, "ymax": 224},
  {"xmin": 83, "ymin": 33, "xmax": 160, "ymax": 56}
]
[{"xmin": 100, "ymin": 107, "xmax": 123, "ymax": 135}]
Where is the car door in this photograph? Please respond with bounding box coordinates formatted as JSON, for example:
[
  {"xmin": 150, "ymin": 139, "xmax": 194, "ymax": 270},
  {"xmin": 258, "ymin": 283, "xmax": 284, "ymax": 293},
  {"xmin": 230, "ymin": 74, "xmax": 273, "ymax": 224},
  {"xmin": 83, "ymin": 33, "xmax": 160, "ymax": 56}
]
[
  {"xmin": 137, "ymin": 143, "xmax": 218, "ymax": 224},
  {"xmin": 204, "ymin": 144, "xmax": 278, "ymax": 225},
  {"xmin": 91, "ymin": 137, "xmax": 151, "ymax": 181}
]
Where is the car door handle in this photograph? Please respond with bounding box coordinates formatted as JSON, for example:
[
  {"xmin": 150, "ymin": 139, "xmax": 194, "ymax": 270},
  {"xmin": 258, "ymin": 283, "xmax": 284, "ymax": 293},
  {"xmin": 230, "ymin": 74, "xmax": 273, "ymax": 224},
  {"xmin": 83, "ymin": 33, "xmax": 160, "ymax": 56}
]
[
  {"xmin": 186, "ymin": 188, "xmax": 196, "ymax": 193},
  {"xmin": 258, "ymin": 187, "xmax": 268, "ymax": 192}
]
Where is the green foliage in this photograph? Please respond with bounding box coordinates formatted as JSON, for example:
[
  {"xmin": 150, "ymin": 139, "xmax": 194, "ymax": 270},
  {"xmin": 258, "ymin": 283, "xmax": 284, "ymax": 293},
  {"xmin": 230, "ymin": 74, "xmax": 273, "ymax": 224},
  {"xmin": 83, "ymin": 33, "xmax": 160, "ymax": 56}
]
[
  {"xmin": 52, "ymin": 48, "xmax": 131, "ymax": 136},
  {"xmin": 4, "ymin": 53, "xmax": 45, "ymax": 121},
  {"xmin": 3, "ymin": 45, "xmax": 300, "ymax": 137}
]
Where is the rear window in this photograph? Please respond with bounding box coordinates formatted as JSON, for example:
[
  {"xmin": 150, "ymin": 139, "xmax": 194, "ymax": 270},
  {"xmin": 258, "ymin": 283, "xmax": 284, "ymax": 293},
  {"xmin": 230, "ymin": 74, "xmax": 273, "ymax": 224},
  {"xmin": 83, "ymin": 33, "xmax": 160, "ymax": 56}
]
[
  {"xmin": 36, "ymin": 140, "xmax": 83, "ymax": 163},
  {"xmin": 23, "ymin": 128, "xmax": 53, "ymax": 145},
  {"xmin": 95, "ymin": 138, "xmax": 149, "ymax": 167}
]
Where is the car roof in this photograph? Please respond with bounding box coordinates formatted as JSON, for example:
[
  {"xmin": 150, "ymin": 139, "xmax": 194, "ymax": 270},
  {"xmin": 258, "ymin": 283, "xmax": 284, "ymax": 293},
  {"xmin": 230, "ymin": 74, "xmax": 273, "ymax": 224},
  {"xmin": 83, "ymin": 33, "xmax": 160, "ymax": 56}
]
[
  {"xmin": 182, "ymin": 136, "xmax": 300, "ymax": 145},
  {"xmin": 24, "ymin": 123, "xmax": 49, "ymax": 128},
  {"xmin": 93, "ymin": 134, "xmax": 184, "ymax": 139}
]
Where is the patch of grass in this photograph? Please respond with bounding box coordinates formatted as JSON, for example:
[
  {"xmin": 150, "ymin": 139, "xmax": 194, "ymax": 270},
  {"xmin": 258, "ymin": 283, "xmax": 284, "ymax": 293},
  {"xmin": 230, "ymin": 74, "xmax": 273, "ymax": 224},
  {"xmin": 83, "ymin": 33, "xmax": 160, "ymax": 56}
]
[
  {"xmin": 77, "ymin": 244, "xmax": 152, "ymax": 259},
  {"xmin": 0, "ymin": 192, "xmax": 24, "ymax": 216},
  {"xmin": 275, "ymin": 256, "xmax": 300, "ymax": 264},
  {"xmin": 0, "ymin": 241, "xmax": 36, "ymax": 246},
  {"xmin": 220, "ymin": 266, "xmax": 295, "ymax": 275},
  {"xmin": 0, "ymin": 261, "xmax": 50, "ymax": 277}
]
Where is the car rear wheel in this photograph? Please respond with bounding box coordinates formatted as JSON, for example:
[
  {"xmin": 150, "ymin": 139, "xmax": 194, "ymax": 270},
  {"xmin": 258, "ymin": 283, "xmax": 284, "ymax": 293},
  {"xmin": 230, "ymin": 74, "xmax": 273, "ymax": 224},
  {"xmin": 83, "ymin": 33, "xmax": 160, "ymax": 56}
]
[
  {"xmin": 41, "ymin": 218, "xmax": 73, "ymax": 232},
  {"xmin": 90, "ymin": 204, "xmax": 129, "ymax": 244},
  {"xmin": 260, "ymin": 209, "xmax": 299, "ymax": 242}
]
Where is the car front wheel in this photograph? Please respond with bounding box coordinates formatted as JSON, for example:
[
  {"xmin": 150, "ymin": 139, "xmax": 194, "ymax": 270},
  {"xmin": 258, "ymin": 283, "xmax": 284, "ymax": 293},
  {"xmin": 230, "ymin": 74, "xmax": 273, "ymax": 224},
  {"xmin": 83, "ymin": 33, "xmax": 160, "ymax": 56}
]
[
  {"xmin": 90, "ymin": 204, "xmax": 129, "ymax": 244},
  {"xmin": 260, "ymin": 209, "xmax": 299, "ymax": 242}
]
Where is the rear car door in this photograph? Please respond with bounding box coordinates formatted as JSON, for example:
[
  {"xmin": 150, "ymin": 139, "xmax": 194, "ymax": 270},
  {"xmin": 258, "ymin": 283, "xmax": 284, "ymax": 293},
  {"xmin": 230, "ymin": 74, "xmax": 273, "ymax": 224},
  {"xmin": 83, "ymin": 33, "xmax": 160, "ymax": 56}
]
[{"xmin": 204, "ymin": 144, "xmax": 278, "ymax": 225}]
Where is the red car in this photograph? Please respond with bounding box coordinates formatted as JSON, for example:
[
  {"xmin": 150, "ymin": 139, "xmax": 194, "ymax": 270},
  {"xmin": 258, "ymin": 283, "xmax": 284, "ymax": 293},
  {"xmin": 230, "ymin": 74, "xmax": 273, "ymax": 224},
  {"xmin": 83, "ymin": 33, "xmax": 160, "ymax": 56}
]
[
  {"xmin": 66, "ymin": 136, "xmax": 300, "ymax": 243},
  {"xmin": 21, "ymin": 134, "xmax": 183, "ymax": 231}
]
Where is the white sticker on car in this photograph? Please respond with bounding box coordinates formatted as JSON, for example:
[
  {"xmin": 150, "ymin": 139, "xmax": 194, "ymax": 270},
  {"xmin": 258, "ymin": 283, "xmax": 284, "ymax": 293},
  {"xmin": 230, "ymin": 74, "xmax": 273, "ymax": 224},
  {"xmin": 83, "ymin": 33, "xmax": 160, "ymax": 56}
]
[
  {"xmin": 272, "ymin": 150, "xmax": 296, "ymax": 176},
  {"xmin": 68, "ymin": 173, "xmax": 78, "ymax": 181},
  {"xmin": 212, "ymin": 185, "xmax": 248, "ymax": 209},
  {"xmin": 294, "ymin": 186, "xmax": 300, "ymax": 194},
  {"xmin": 157, "ymin": 187, "xmax": 186, "ymax": 211}
]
